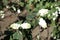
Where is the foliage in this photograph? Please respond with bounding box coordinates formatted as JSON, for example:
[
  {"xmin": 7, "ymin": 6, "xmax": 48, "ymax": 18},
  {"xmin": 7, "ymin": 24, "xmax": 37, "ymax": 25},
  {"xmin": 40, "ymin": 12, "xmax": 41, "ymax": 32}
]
[
  {"xmin": 10, "ymin": 30, "xmax": 23, "ymax": 40},
  {"xmin": 0, "ymin": 0, "xmax": 60, "ymax": 40}
]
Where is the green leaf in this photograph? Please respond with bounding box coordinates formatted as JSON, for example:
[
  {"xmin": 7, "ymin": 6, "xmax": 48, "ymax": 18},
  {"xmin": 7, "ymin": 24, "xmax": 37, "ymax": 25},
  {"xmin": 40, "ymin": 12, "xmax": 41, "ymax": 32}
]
[
  {"xmin": 19, "ymin": 2, "xmax": 24, "ymax": 7},
  {"xmin": 28, "ymin": 0, "xmax": 34, "ymax": 4},
  {"xmin": 35, "ymin": 0, "xmax": 38, "ymax": 3},
  {"xmin": 17, "ymin": 21, "xmax": 23, "ymax": 24},
  {"xmin": 50, "ymin": 20, "xmax": 55, "ymax": 27},
  {"xmin": 10, "ymin": 36, "xmax": 13, "ymax": 40},
  {"xmin": 26, "ymin": 14, "xmax": 34, "ymax": 20},
  {"xmin": 13, "ymin": 31, "xmax": 23, "ymax": 40},
  {"xmin": 3, "ymin": 0, "xmax": 8, "ymax": 6}
]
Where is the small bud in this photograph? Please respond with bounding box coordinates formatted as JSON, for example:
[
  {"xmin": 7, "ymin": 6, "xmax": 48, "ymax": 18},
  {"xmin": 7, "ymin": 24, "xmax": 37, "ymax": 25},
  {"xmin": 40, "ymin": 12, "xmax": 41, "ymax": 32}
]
[
  {"xmin": 37, "ymin": 9, "xmax": 49, "ymax": 16},
  {"xmin": 20, "ymin": 23, "xmax": 31, "ymax": 29},
  {"xmin": 17, "ymin": 9, "xmax": 21, "ymax": 14},
  {"xmin": 39, "ymin": 18, "xmax": 47, "ymax": 28},
  {"xmin": 10, "ymin": 23, "xmax": 21, "ymax": 29}
]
